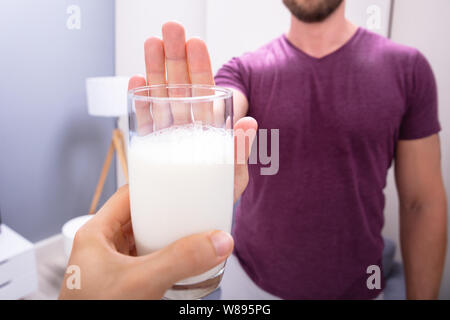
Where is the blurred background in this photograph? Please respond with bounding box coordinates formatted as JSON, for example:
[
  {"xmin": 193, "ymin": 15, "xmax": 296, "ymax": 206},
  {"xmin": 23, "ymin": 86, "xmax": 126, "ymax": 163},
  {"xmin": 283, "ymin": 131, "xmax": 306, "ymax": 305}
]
[{"xmin": 0, "ymin": 0, "xmax": 449, "ymax": 299}]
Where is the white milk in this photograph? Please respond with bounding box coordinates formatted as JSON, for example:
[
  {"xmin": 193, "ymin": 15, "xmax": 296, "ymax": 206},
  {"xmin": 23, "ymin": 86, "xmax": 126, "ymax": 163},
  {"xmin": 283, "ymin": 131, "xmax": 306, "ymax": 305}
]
[{"xmin": 128, "ymin": 124, "xmax": 234, "ymax": 284}]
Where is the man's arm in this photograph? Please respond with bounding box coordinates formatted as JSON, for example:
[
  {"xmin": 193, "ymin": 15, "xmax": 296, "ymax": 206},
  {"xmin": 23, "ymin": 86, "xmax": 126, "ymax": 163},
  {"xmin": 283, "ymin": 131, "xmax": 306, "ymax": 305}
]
[{"xmin": 394, "ymin": 134, "xmax": 447, "ymax": 299}]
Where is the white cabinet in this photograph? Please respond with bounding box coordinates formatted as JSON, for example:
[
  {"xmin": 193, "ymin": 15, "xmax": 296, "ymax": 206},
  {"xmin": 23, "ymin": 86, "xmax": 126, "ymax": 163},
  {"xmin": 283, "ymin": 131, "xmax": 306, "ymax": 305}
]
[{"xmin": 0, "ymin": 225, "xmax": 38, "ymax": 299}]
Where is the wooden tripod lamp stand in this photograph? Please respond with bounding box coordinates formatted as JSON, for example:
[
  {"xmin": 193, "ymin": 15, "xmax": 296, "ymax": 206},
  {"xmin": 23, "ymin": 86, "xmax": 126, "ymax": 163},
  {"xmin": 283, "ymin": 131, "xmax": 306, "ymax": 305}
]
[{"xmin": 86, "ymin": 76, "xmax": 130, "ymax": 214}]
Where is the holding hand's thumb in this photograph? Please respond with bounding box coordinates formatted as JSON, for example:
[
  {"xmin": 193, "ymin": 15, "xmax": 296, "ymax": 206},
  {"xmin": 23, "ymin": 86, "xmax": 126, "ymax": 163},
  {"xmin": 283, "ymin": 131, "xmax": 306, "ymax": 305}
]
[{"xmin": 140, "ymin": 230, "xmax": 234, "ymax": 291}]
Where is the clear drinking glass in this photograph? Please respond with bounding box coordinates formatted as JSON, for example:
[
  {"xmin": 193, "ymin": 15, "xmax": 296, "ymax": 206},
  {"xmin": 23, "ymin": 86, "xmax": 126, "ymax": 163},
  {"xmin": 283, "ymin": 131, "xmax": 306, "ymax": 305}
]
[{"xmin": 127, "ymin": 84, "xmax": 234, "ymax": 299}]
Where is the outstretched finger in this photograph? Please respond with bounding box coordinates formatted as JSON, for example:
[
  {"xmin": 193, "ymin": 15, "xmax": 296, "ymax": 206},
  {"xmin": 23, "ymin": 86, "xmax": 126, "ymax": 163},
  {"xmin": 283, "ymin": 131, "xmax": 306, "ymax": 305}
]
[
  {"xmin": 144, "ymin": 37, "xmax": 171, "ymax": 130},
  {"xmin": 162, "ymin": 21, "xmax": 191, "ymax": 125},
  {"xmin": 129, "ymin": 75, "xmax": 152, "ymax": 135},
  {"xmin": 187, "ymin": 38, "xmax": 215, "ymax": 125},
  {"xmin": 234, "ymin": 117, "xmax": 258, "ymax": 165},
  {"xmin": 233, "ymin": 117, "xmax": 258, "ymax": 202}
]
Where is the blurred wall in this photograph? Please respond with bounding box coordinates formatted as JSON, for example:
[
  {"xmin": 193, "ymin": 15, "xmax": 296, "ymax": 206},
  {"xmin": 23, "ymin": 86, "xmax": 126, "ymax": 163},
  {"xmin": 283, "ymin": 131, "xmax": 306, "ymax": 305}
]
[
  {"xmin": 0, "ymin": 0, "xmax": 116, "ymax": 242},
  {"xmin": 115, "ymin": 0, "xmax": 206, "ymax": 77},
  {"xmin": 206, "ymin": 0, "xmax": 290, "ymax": 73}
]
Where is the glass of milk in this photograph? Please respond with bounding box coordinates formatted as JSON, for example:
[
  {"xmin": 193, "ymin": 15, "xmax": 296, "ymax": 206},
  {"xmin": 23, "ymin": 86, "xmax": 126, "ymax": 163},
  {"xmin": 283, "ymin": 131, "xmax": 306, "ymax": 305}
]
[{"xmin": 127, "ymin": 84, "xmax": 234, "ymax": 299}]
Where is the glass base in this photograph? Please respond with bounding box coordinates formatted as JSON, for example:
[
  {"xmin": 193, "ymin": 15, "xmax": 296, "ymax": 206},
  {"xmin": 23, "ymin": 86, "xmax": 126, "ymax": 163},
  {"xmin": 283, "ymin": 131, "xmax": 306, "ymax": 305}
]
[{"xmin": 163, "ymin": 268, "xmax": 224, "ymax": 300}]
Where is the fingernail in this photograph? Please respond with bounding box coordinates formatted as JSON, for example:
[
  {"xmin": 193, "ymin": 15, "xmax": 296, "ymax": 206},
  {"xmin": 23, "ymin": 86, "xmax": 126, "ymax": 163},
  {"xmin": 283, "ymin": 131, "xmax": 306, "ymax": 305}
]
[{"xmin": 210, "ymin": 231, "xmax": 233, "ymax": 257}]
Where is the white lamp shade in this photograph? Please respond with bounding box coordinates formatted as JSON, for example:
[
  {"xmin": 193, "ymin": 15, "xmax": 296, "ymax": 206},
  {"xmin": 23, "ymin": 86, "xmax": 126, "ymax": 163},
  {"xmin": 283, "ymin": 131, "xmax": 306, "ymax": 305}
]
[{"xmin": 86, "ymin": 76, "xmax": 130, "ymax": 117}]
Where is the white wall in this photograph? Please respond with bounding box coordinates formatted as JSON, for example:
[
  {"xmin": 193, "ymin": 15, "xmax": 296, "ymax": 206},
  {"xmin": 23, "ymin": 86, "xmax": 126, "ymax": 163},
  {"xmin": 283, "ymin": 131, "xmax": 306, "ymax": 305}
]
[
  {"xmin": 115, "ymin": 0, "xmax": 290, "ymax": 74},
  {"xmin": 115, "ymin": 0, "xmax": 206, "ymax": 77},
  {"xmin": 384, "ymin": 0, "xmax": 450, "ymax": 299},
  {"xmin": 206, "ymin": 0, "xmax": 290, "ymax": 73}
]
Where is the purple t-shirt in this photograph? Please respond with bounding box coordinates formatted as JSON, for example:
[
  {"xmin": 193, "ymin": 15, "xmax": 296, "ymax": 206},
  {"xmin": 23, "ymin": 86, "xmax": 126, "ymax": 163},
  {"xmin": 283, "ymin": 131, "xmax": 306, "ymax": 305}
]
[{"xmin": 215, "ymin": 28, "xmax": 440, "ymax": 299}]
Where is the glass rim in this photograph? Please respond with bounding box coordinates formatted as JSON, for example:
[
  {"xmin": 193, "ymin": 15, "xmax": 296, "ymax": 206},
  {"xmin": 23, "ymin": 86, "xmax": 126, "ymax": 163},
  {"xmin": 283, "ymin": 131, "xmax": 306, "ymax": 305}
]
[{"xmin": 128, "ymin": 84, "xmax": 233, "ymax": 103}]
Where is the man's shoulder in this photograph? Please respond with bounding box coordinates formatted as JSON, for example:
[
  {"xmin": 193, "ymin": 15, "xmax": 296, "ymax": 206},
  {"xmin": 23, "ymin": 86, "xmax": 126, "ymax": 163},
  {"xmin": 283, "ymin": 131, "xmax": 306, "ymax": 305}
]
[
  {"xmin": 360, "ymin": 28, "xmax": 421, "ymax": 66},
  {"xmin": 235, "ymin": 36, "xmax": 286, "ymax": 70}
]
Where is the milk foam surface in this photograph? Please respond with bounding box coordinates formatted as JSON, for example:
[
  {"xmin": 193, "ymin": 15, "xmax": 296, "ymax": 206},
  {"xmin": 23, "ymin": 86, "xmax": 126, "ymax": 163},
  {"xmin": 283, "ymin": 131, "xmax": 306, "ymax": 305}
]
[{"xmin": 130, "ymin": 124, "xmax": 234, "ymax": 164}]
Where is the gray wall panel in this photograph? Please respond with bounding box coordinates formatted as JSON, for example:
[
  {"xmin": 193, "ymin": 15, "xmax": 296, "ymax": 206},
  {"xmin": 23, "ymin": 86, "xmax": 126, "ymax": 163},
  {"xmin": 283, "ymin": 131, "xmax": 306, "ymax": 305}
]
[{"xmin": 0, "ymin": 0, "xmax": 116, "ymax": 241}]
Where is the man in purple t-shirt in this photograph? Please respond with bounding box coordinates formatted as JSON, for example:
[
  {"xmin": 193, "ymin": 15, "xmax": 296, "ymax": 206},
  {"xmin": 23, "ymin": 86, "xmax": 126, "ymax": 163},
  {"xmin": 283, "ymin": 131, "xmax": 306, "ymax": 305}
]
[
  {"xmin": 138, "ymin": 0, "xmax": 447, "ymax": 299},
  {"xmin": 215, "ymin": 0, "xmax": 447, "ymax": 299}
]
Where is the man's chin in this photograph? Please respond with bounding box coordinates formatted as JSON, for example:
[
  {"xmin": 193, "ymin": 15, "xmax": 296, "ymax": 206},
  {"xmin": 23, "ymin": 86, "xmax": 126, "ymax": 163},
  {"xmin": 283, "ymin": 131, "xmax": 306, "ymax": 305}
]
[{"xmin": 282, "ymin": 0, "xmax": 344, "ymax": 23}]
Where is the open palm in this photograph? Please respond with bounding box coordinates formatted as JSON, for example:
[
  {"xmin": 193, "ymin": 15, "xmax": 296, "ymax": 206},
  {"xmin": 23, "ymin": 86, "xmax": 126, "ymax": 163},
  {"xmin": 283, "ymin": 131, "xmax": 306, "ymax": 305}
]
[{"xmin": 128, "ymin": 21, "xmax": 257, "ymax": 203}]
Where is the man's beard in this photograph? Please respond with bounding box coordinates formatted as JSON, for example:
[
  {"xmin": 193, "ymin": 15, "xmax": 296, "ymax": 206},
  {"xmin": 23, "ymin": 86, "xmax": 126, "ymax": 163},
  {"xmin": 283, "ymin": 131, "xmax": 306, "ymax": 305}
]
[{"xmin": 283, "ymin": 0, "xmax": 344, "ymax": 23}]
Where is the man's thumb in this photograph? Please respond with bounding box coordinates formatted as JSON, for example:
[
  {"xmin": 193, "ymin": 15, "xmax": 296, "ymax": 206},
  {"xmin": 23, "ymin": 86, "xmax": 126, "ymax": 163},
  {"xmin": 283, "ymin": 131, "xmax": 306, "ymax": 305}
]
[{"xmin": 142, "ymin": 230, "xmax": 234, "ymax": 290}]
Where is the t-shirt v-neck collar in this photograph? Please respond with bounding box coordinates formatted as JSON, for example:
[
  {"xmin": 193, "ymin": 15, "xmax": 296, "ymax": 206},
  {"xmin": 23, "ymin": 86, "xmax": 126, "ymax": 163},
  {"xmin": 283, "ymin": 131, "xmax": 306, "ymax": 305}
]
[{"xmin": 281, "ymin": 27, "xmax": 363, "ymax": 63}]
